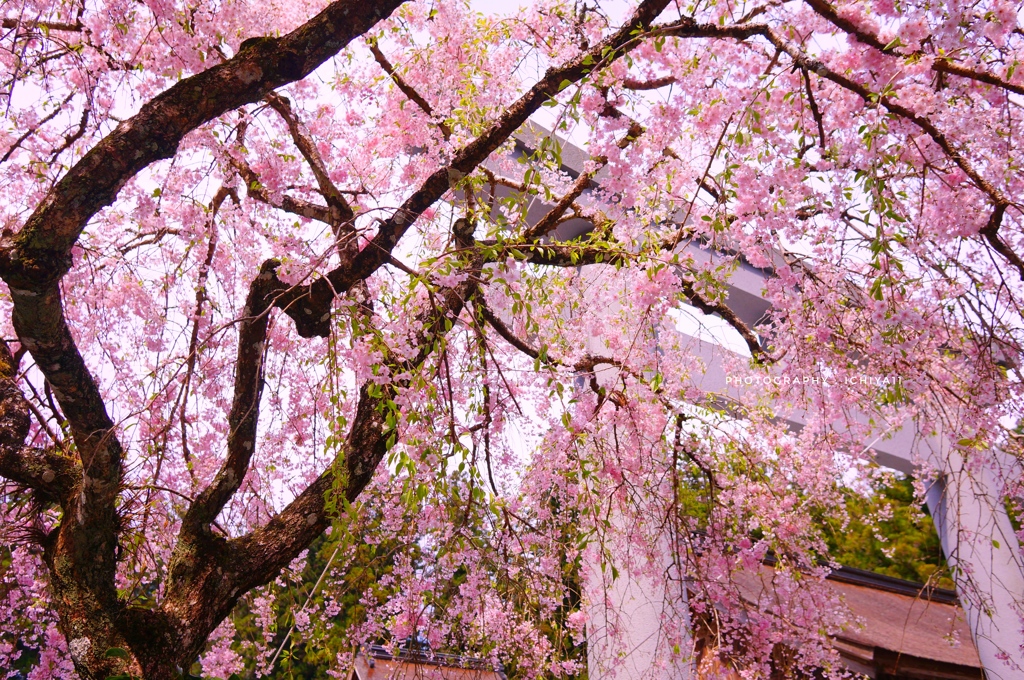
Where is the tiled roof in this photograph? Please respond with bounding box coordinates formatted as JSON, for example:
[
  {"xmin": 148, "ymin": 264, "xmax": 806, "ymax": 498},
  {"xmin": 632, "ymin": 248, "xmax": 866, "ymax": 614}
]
[
  {"xmin": 351, "ymin": 645, "xmax": 507, "ymax": 680},
  {"xmin": 727, "ymin": 565, "xmax": 983, "ymax": 679}
]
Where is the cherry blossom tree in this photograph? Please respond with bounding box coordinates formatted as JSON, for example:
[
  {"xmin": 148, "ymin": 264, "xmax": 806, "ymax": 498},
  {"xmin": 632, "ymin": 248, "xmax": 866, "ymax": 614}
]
[{"xmin": 0, "ymin": 0, "xmax": 1023, "ymax": 677}]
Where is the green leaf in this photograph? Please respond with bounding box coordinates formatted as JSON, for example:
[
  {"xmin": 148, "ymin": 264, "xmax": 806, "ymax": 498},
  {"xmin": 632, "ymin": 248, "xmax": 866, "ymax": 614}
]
[
  {"xmin": 105, "ymin": 648, "xmax": 130, "ymax": 659},
  {"xmin": 883, "ymin": 36, "xmax": 903, "ymax": 51}
]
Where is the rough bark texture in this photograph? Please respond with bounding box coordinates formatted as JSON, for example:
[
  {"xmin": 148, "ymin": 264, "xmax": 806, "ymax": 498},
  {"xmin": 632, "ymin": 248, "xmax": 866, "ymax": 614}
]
[
  {"xmin": 0, "ymin": 1, "xmax": 404, "ymax": 676},
  {"xmin": 0, "ymin": 0, "xmax": 675, "ymax": 676}
]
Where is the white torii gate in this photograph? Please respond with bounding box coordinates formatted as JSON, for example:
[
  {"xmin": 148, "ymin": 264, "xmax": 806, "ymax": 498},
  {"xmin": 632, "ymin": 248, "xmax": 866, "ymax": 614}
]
[
  {"xmin": 673, "ymin": 258, "xmax": 1024, "ymax": 679},
  {"xmin": 494, "ymin": 125, "xmax": 1024, "ymax": 678}
]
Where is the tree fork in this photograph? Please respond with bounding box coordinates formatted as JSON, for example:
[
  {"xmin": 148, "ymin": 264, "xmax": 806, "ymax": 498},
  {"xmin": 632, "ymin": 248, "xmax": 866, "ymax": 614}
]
[{"xmin": 0, "ymin": 2, "xmax": 723, "ymax": 676}]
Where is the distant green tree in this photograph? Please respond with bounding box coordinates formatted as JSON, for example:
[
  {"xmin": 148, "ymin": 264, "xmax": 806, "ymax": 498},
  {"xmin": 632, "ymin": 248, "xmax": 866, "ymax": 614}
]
[
  {"xmin": 226, "ymin": 505, "xmax": 403, "ymax": 680},
  {"xmin": 824, "ymin": 475, "xmax": 953, "ymax": 590}
]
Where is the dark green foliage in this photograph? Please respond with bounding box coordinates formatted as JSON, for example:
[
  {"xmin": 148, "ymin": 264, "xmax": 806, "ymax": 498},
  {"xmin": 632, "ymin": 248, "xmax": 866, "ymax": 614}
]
[
  {"xmin": 227, "ymin": 510, "xmax": 402, "ymax": 680},
  {"xmin": 824, "ymin": 475, "xmax": 953, "ymax": 589}
]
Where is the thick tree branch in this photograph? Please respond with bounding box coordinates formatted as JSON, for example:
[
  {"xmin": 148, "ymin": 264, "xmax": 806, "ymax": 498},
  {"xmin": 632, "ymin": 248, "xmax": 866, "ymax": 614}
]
[
  {"xmin": 476, "ymin": 298, "xmax": 541, "ymax": 361},
  {"xmin": 487, "ymin": 240, "xmax": 627, "ymax": 268},
  {"xmin": 218, "ymin": 381, "xmax": 388, "ymax": 601},
  {"xmin": 678, "ymin": 279, "xmax": 765, "ymax": 359},
  {"xmin": 654, "ymin": 17, "xmax": 767, "ymax": 45},
  {"xmin": 9, "ymin": 285, "xmax": 123, "ymax": 504},
  {"xmin": 0, "ymin": 444, "xmax": 79, "ymax": 502},
  {"xmin": 1, "ymin": 0, "xmax": 402, "ymax": 291},
  {"xmin": 978, "ymin": 204, "xmax": 1024, "ymax": 280},
  {"xmin": 178, "ymin": 259, "xmax": 280, "ymax": 541},
  {"xmin": 148, "ymin": 257, "xmax": 303, "ymax": 673},
  {"xmin": 483, "ymin": 171, "xmax": 597, "ymax": 226},
  {"xmin": 232, "ymin": 152, "xmax": 335, "ymax": 224},
  {"xmin": 267, "ymin": 0, "xmax": 673, "ymax": 338},
  {"xmin": 0, "ymin": 339, "xmax": 79, "ymax": 502},
  {"xmin": 801, "ymin": 68, "xmax": 826, "ymax": 149},
  {"xmin": 522, "ymin": 169, "xmax": 597, "ymax": 241},
  {"xmin": 1, "ymin": 18, "xmax": 83, "ymax": 31},
  {"xmin": 475, "ymin": 296, "xmax": 632, "ymax": 409},
  {"xmin": 521, "ymin": 120, "xmax": 641, "ymax": 242},
  {"xmin": 621, "ymin": 75, "xmax": 676, "ymax": 90},
  {"xmin": 480, "ymin": 240, "xmax": 768, "ymax": 359}
]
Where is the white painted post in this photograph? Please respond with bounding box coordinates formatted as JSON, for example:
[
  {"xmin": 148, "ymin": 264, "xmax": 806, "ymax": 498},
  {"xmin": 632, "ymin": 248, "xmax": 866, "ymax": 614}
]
[
  {"xmin": 576, "ymin": 285, "xmax": 693, "ymax": 679},
  {"xmin": 585, "ymin": 517, "xmax": 693, "ymax": 680},
  {"xmin": 923, "ymin": 435, "xmax": 1024, "ymax": 679}
]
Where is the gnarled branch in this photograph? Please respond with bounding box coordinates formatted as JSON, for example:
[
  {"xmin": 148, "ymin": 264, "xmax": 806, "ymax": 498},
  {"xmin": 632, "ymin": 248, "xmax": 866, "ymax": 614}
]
[
  {"xmin": 369, "ymin": 41, "xmax": 452, "ymax": 140},
  {"xmin": 264, "ymin": 93, "xmax": 356, "ymax": 231}
]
